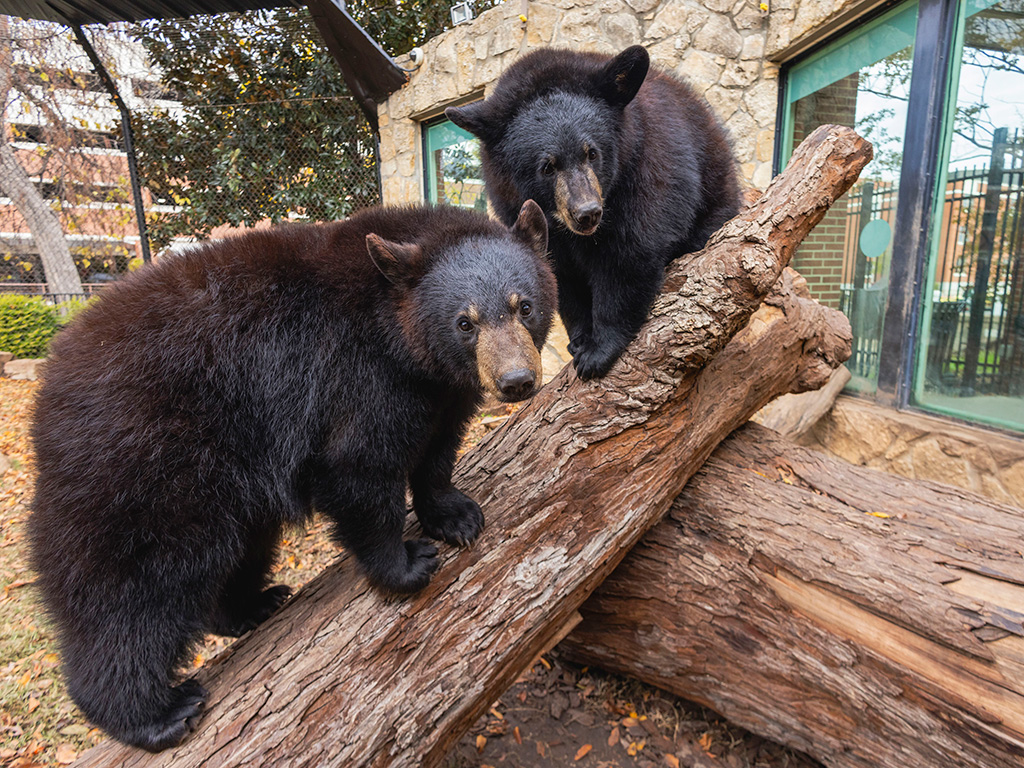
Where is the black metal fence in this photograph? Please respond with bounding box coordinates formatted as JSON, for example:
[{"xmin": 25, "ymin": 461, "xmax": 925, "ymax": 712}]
[
  {"xmin": 840, "ymin": 128, "xmax": 1024, "ymax": 396},
  {"xmin": 839, "ymin": 179, "xmax": 899, "ymax": 380},
  {"xmin": 928, "ymin": 127, "xmax": 1023, "ymax": 396}
]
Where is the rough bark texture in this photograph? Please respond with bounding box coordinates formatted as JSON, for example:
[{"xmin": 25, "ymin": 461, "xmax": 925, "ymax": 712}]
[
  {"xmin": 0, "ymin": 21, "xmax": 83, "ymax": 297},
  {"xmin": 562, "ymin": 422, "xmax": 1024, "ymax": 768},
  {"xmin": 73, "ymin": 124, "xmax": 867, "ymax": 768}
]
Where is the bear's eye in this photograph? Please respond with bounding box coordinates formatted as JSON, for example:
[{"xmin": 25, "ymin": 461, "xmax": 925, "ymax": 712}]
[
  {"xmin": 519, "ymin": 300, "xmax": 533, "ymax": 318},
  {"xmin": 541, "ymin": 160, "xmax": 556, "ymax": 177},
  {"xmin": 457, "ymin": 316, "xmax": 475, "ymax": 333},
  {"xmin": 587, "ymin": 147, "xmax": 598, "ymax": 162}
]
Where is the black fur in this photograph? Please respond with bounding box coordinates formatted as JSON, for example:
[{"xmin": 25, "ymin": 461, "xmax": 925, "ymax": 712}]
[
  {"xmin": 448, "ymin": 45, "xmax": 742, "ymax": 379},
  {"xmin": 29, "ymin": 202, "xmax": 554, "ymax": 752}
]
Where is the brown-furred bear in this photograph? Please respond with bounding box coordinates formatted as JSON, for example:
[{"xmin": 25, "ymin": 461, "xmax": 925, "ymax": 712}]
[
  {"xmin": 447, "ymin": 45, "xmax": 741, "ymax": 379},
  {"xmin": 29, "ymin": 201, "xmax": 555, "ymax": 752}
]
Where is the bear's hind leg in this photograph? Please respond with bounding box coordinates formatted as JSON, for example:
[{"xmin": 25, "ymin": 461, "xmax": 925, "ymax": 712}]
[
  {"xmin": 208, "ymin": 523, "xmax": 291, "ymax": 637},
  {"xmin": 59, "ymin": 597, "xmax": 209, "ymax": 752}
]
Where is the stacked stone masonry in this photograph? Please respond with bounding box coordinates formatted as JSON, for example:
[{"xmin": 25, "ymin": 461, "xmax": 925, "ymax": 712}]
[
  {"xmin": 806, "ymin": 396, "xmax": 1024, "ymax": 507},
  {"xmin": 378, "ymin": 0, "xmax": 874, "ymax": 206}
]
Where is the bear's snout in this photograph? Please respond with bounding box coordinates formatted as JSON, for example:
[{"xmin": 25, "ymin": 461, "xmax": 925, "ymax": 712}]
[
  {"xmin": 477, "ymin": 321, "xmax": 542, "ymax": 402},
  {"xmin": 570, "ymin": 201, "xmax": 603, "ymax": 235},
  {"xmin": 496, "ymin": 368, "xmax": 536, "ymax": 401},
  {"xmin": 555, "ymin": 166, "xmax": 604, "ymax": 237}
]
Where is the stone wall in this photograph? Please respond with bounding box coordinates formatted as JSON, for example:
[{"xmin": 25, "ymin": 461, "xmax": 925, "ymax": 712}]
[
  {"xmin": 377, "ymin": 0, "xmax": 875, "ymax": 205},
  {"xmin": 805, "ymin": 395, "xmax": 1024, "ymax": 507}
]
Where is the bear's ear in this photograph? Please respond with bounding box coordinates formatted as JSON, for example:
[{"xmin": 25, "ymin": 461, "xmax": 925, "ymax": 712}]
[
  {"xmin": 366, "ymin": 234, "xmax": 424, "ymax": 286},
  {"xmin": 511, "ymin": 199, "xmax": 549, "ymax": 259},
  {"xmin": 597, "ymin": 45, "xmax": 650, "ymax": 108},
  {"xmin": 445, "ymin": 102, "xmax": 492, "ymax": 141}
]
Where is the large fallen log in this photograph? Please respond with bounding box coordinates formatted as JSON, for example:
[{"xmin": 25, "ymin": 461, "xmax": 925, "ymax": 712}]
[
  {"xmin": 73, "ymin": 124, "xmax": 865, "ymax": 767},
  {"xmin": 562, "ymin": 421, "xmax": 1024, "ymax": 768}
]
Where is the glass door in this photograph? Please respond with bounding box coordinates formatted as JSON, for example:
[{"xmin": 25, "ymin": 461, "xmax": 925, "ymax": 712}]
[
  {"xmin": 913, "ymin": 0, "xmax": 1024, "ymax": 431},
  {"xmin": 781, "ymin": 1, "xmax": 919, "ymax": 393}
]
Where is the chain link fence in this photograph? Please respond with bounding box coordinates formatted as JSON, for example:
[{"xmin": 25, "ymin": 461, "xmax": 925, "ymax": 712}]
[{"xmin": 1, "ymin": 7, "xmax": 380, "ymax": 301}]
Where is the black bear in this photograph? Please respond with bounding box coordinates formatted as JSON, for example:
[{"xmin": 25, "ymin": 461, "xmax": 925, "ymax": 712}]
[
  {"xmin": 447, "ymin": 45, "xmax": 741, "ymax": 379},
  {"xmin": 29, "ymin": 201, "xmax": 555, "ymax": 752}
]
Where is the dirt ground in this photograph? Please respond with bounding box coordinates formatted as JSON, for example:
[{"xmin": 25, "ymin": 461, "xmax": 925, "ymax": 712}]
[{"xmin": 1, "ymin": 378, "xmax": 820, "ymax": 767}]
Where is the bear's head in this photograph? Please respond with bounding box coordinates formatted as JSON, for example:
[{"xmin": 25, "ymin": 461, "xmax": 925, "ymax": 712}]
[
  {"xmin": 446, "ymin": 46, "xmax": 650, "ymax": 237},
  {"xmin": 366, "ymin": 201, "xmax": 556, "ymax": 402}
]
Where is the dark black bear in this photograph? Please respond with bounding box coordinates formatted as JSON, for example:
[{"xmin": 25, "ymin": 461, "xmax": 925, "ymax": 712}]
[
  {"xmin": 29, "ymin": 201, "xmax": 555, "ymax": 752},
  {"xmin": 447, "ymin": 45, "xmax": 741, "ymax": 379}
]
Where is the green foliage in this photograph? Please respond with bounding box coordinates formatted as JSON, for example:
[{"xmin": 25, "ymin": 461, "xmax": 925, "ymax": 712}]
[
  {"xmin": 128, "ymin": 3, "xmax": 498, "ymax": 247},
  {"xmin": 56, "ymin": 296, "xmax": 95, "ymax": 326},
  {"xmin": 129, "ymin": 9, "xmax": 378, "ymax": 246},
  {"xmin": 0, "ymin": 295, "xmax": 60, "ymax": 358}
]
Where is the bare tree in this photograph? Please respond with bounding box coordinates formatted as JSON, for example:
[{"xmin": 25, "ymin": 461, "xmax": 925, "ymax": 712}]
[{"xmin": 0, "ymin": 15, "xmax": 82, "ymax": 295}]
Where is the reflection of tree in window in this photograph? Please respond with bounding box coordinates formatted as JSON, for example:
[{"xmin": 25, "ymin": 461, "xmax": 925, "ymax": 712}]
[{"xmin": 438, "ymin": 141, "xmax": 486, "ymax": 209}]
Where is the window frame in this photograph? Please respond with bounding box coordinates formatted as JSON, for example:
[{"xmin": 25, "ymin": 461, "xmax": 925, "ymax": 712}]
[
  {"xmin": 776, "ymin": 0, "xmax": 979, "ymax": 416},
  {"xmin": 420, "ymin": 113, "xmax": 486, "ymax": 208}
]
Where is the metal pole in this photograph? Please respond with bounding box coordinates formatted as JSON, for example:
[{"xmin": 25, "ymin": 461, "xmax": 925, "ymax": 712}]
[
  {"xmin": 70, "ymin": 24, "xmax": 152, "ymax": 263},
  {"xmin": 962, "ymin": 126, "xmax": 1008, "ymax": 394}
]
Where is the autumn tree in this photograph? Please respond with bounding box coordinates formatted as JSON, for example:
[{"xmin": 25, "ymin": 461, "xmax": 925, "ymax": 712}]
[{"xmin": 128, "ymin": 2, "xmax": 497, "ymax": 246}]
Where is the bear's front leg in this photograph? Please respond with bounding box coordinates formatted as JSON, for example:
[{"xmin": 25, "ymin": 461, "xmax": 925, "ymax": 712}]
[
  {"xmin": 572, "ymin": 257, "xmax": 662, "ymax": 380},
  {"xmin": 315, "ymin": 466, "xmax": 438, "ymax": 594},
  {"xmin": 555, "ymin": 261, "xmax": 594, "ymax": 358},
  {"xmin": 411, "ymin": 405, "xmax": 484, "ymax": 547}
]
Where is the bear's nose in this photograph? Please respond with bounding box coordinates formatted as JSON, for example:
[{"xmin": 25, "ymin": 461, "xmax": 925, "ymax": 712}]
[
  {"xmin": 497, "ymin": 368, "xmax": 536, "ymax": 401},
  {"xmin": 572, "ymin": 202, "xmax": 602, "ymax": 233}
]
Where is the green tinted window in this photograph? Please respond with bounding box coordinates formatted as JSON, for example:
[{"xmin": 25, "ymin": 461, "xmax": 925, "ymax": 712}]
[
  {"xmin": 782, "ymin": 1, "xmax": 918, "ymax": 394},
  {"xmin": 423, "ymin": 118, "xmax": 487, "ymax": 209},
  {"xmin": 913, "ymin": 0, "xmax": 1024, "ymax": 431}
]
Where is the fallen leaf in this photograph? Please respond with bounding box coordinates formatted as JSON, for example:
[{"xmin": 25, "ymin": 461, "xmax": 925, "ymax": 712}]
[
  {"xmin": 607, "ymin": 726, "xmax": 619, "ymax": 747},
  {"xmin": 27, "ymin": 697, "xmax": 39, "ymax": 713},
  {"xmin": 55, "ymin": 744, "xmax": 78, "ymax": 764},
  {"xmin": 699, "ymin": 732, "xmax": 714, "ymax": 752},
  {"xmin": 665, "ymin": 755, "xmax": 680, "ymax": 768},
  {"xmin": 627, "ymin": 742, "xmax": 638, "ymax": 756},
  {"xmin": 60, "ymin": 725, "xmax": 90, "ymax": 737},
  {"xmin": 475, "ymin": 735, "xmax": 486, "ymax": 752},
  {"xmin": 513, "ymin": 726, "xmax": 522, "ymax": 745},
  {"xmin": 574, "ymin": 744, "xmax": 592, "ymax": 760},
  {"xmin": 489, "ymin": 707, "xmax": 503, "ymax": 720},
  {"xmin": 536, "ymin": 741, "xmax": 547, "ymax": 757}
]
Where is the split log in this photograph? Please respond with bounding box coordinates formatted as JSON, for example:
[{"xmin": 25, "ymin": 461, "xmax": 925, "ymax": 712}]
[
  {"xmin": 562, "ymin": 421, "xmax": 1024, "ymax": 768},
  {"xmin": 752, "ymin": 363, "xmax": 851, "ymax": 439},
  {"xmin": 73, "ymin": 124, "xmax": 866, "ymax": 768}
]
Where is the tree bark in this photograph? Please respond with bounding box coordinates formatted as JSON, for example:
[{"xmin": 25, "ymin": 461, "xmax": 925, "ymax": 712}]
[
  {"xmin": 562, "ymin": 421, "xmax": 1024, "ymax": 768},
  {"xmin": 72, "ymin": 124, "xmax": 867, "ymax": 768},
  {"xmin": 0, "ymin": 19, "xmax": 83, "ymax": 297}
]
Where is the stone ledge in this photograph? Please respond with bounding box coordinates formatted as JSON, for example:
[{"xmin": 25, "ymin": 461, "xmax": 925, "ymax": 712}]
[
  {"xmin": 803, "ymin": 394, "xmax": 1024, "ymax": 508},
  {"xmin": 4, "ymin": 358, "xmax": 47, "ymax": 381}
]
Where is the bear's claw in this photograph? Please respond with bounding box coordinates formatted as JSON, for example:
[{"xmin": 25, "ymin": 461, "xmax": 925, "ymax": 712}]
[
  {"xmin": 132, "ymin": 679, "xmax": 208, "ymax": 753},
  {"xmin": 417, "ymin": 489, "xmax": 485, "ymax": 547}
]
